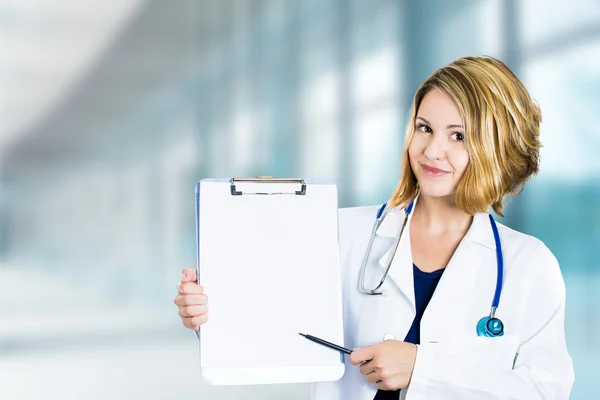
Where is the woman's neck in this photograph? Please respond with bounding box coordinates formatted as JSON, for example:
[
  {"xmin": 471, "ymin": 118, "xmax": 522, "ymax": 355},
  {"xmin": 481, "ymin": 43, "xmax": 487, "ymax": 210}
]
[{"xmin": 411, "ymin": 194, "xmax": 473, "ymax": 235}]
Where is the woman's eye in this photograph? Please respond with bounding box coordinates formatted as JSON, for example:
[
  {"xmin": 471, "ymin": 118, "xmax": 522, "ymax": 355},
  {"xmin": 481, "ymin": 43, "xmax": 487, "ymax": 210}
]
[
  {"xmin": 417, "ymin": 124, "xmax": 432, "ymax": 133},
  {"xmin": 451, "ymin": 132, "xmax": 464, "ymax": 141}
]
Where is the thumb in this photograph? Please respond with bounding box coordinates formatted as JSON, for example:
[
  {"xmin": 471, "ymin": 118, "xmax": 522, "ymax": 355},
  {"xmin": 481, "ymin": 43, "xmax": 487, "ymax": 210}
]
[{"xmin": 180, "ymin": 268, "xmax": 198, "ymax": 283}]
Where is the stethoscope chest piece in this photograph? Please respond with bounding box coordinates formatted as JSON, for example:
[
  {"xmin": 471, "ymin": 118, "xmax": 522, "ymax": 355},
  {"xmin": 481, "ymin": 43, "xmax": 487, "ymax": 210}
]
[{"xmin": 477, "ymin": 316, "xmax": 505, "ymax": 337}]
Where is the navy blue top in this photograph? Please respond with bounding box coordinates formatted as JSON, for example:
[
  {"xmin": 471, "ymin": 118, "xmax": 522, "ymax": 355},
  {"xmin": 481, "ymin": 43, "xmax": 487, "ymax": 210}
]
[{"xmin": 373, "ymin": 264, "xmax": 444, "ymax": 400}]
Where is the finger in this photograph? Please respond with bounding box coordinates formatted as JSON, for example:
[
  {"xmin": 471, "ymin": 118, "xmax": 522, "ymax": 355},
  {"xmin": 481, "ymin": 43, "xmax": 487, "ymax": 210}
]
[
  {"xmin": 177, "ymin": 282, "xmax": 204, "ymax": 295},
  {"xmin": 349, "ymin": 347, "xmax": 373, "ymax": 366},
  {"xmin": 182, "ymin": 314, "xmax": 208, "ymax": 330},
  {"xmin": 174, "ymin": 294, "xmax": 208, "ymax": 307},
  {"xmin": 359, "ymin": 360, "xmax": 376, "ymax": 376},
  {"xmin": 178, "ymin": 304, "xmax": 208, "ymax": 318},
  {"xmin": 180, "ymin": 268, "xmax": 197, "ymax": 283},
  {"xmin": 366, "ymin": 371, "xmax": 382, "ymax": 384}
]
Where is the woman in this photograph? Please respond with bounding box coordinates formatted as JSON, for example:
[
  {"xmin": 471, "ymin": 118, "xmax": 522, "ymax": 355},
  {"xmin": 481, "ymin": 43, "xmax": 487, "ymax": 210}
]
[{"xmin": 174, "ymin": 56, "xmax": 574, "ymax": 399}]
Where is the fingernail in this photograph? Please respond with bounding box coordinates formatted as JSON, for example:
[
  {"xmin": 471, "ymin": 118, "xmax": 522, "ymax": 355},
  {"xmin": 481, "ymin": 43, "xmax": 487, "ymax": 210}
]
[{"xmin": 181, "ymin": 273, "xmax": 186, "ymax": 281}]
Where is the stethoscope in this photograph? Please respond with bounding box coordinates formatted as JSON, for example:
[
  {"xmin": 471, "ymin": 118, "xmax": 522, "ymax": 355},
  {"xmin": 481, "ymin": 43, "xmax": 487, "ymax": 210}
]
[{"xmin": 358, "ymin": 201, "xmax": 505, "ymax": 337}]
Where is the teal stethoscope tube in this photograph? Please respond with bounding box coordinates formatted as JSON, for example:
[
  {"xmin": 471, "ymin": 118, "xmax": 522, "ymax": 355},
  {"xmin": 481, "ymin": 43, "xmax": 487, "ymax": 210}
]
[{"xmin": 371, "ymin": 201, "xmax": 505, "ymax": 337}]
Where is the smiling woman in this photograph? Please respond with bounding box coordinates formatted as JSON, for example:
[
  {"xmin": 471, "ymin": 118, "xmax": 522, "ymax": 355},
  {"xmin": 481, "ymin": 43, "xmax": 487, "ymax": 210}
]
[
  {"xmin": 175, "ymin": 55, "xmax": 574, "ymax": 400},
  {"xmin": 409, "ymin": 90, "xmax": 470, "ymax": 198},
  {"xmin": 391, "ymin": 56, "xmax": 542, "ymax": 218}
]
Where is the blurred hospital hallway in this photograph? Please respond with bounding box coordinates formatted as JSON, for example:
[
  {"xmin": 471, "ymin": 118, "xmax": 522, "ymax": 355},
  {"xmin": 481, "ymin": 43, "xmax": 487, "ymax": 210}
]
[
  {"xmin": 0, "ymin": 265, "xmax": 308, "ymax": 399},
  {"xmin": 1, "ymin": 0, "xmax": 599, "ymax": 399}
]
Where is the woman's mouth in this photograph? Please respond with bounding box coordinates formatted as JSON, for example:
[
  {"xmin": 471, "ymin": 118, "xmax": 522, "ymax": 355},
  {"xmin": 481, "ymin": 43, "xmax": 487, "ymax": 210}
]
[{"xmin": 421, "ymin": 164, "xmax": 451, "ymax": 177}]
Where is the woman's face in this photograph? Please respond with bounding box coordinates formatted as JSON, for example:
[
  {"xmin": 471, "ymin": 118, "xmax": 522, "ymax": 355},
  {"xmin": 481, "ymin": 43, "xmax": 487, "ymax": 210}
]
[{"xmin": 408, "ymin": 89, "xmax": 470, "ymax": 199}]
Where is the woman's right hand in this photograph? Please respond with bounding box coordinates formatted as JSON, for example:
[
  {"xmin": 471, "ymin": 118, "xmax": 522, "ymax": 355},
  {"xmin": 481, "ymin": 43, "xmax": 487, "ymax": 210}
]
[{"xmin": 174, "ymin": 268, "xmax": 208, "ymax": 331}]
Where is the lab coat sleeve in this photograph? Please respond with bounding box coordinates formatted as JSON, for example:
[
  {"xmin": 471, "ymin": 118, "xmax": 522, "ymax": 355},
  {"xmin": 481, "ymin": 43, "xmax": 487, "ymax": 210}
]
[{"xmin": 406, "ymin": 247, "xmax": 574, "ymax": 400}]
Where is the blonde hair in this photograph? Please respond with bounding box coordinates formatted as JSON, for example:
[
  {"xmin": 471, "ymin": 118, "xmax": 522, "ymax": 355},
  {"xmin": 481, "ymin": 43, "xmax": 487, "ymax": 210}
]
[{"xmin": 389, "ymin": 56, "xmax": 542, "ymax": 217}]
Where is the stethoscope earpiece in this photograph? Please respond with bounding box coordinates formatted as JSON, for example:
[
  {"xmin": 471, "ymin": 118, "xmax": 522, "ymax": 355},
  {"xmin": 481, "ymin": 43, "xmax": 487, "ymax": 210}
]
[{"xmin": 477, "ymin": 316, "xmax": 504, "ymax": 337}]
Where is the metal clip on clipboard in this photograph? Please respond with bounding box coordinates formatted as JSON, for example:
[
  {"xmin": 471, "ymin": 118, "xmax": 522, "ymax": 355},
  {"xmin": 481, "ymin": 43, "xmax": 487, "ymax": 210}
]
[{"xmin": 230, "ymin": 176, "xmax": 307, "ymax": 196}]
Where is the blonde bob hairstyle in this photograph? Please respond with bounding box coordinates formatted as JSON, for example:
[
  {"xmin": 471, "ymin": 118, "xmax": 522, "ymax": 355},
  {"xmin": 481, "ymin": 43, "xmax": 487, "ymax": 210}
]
[{"xmin": 389, "ymin": 55, "xmax": 542, "ymax": 217}]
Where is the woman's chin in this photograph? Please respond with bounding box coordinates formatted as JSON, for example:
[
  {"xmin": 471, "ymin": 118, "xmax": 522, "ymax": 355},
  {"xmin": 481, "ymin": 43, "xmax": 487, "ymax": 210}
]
[{"xmin": 417, "ymin": 183, "xmax": 455, "ymax": 199}]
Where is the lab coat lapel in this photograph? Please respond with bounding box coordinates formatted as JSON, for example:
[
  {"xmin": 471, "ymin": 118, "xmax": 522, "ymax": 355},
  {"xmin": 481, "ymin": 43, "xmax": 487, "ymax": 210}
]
[
  {"xmin": 375, "ymin": 205, "xmax": 416, "ymax": 311},
  {"xmin": 419, "ymin": 213, "xmax": 497, "ymax": 343}
]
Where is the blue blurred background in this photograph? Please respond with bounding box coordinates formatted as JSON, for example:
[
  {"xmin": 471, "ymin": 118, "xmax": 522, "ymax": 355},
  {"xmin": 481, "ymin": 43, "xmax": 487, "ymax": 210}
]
[{"xmin": 0, "ymin": 0, "xmax": 598, "ymax": 399}]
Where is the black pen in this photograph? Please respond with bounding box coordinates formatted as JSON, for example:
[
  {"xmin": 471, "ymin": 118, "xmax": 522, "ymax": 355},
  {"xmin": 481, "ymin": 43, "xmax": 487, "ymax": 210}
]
[{"xmin": 299, "ymin": 333, "xmax": 352, "ymax": 355}]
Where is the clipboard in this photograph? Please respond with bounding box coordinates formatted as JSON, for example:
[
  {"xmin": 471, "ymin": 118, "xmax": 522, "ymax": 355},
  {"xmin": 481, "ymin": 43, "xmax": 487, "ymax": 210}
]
[{"xmin": 195, "ymin": 177, "xmax": 345, "ymax": 385}]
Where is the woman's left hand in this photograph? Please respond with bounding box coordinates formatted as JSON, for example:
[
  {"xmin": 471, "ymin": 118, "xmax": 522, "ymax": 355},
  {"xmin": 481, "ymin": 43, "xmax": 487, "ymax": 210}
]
[{"xmin": 349, "ymin": 340, "xmax": 418, "ymax": 391}]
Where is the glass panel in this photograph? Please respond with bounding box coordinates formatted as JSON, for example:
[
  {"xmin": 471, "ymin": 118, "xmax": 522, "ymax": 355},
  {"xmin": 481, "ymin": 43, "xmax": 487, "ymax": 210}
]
[
  {"xmin": 520, "ymin": 0, "xmax": 600, "ymax": 48},
  {"xmin": 522, "ymin": 39, "xmax": 600, "ymax": 400},
  {"xmin": 524, "ymin": 41, "xmax": 600, "ymax": 180},
  {"xmin": 299, "ymin": 120, "xmax": 340, "ymax": 181},
  {"xmin": 353, "ymin": 104, "xmax": 401, "ymax": 205},
  {"xmin": 351, "ymin": 47, "xmax": 399, "ymax": 109}
]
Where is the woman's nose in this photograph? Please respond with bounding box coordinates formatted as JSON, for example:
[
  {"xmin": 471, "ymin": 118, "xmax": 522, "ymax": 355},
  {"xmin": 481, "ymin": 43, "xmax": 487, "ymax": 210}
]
[{"xmin": 423, "ymin": 134, "xmax": 446, "ymax": 160}]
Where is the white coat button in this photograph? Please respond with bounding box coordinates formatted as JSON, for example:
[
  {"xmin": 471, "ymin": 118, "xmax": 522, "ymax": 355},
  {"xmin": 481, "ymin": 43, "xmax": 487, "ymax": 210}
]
[{"xmin": 383, "ymin": 333, "xmax": 396, "ymax": 341}]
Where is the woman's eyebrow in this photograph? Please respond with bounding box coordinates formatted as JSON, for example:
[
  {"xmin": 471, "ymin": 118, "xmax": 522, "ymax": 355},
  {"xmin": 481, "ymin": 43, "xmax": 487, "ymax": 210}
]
[{"xmin": 416, "ymin": 116, "xmax": 464, "ymax": 130}]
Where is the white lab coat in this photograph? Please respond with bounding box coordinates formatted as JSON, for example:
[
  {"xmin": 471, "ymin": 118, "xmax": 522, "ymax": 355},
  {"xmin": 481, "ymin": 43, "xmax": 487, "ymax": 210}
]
[{"xmin": 311, "ymin": 203, "xmax": 574, "ymax": 400}]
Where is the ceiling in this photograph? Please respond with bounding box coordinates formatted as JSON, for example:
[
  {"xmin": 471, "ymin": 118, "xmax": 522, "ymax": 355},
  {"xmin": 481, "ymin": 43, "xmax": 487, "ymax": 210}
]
[{"xmin": 0, "ymin": 0, "xmax": 145, "ymax": 159}]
